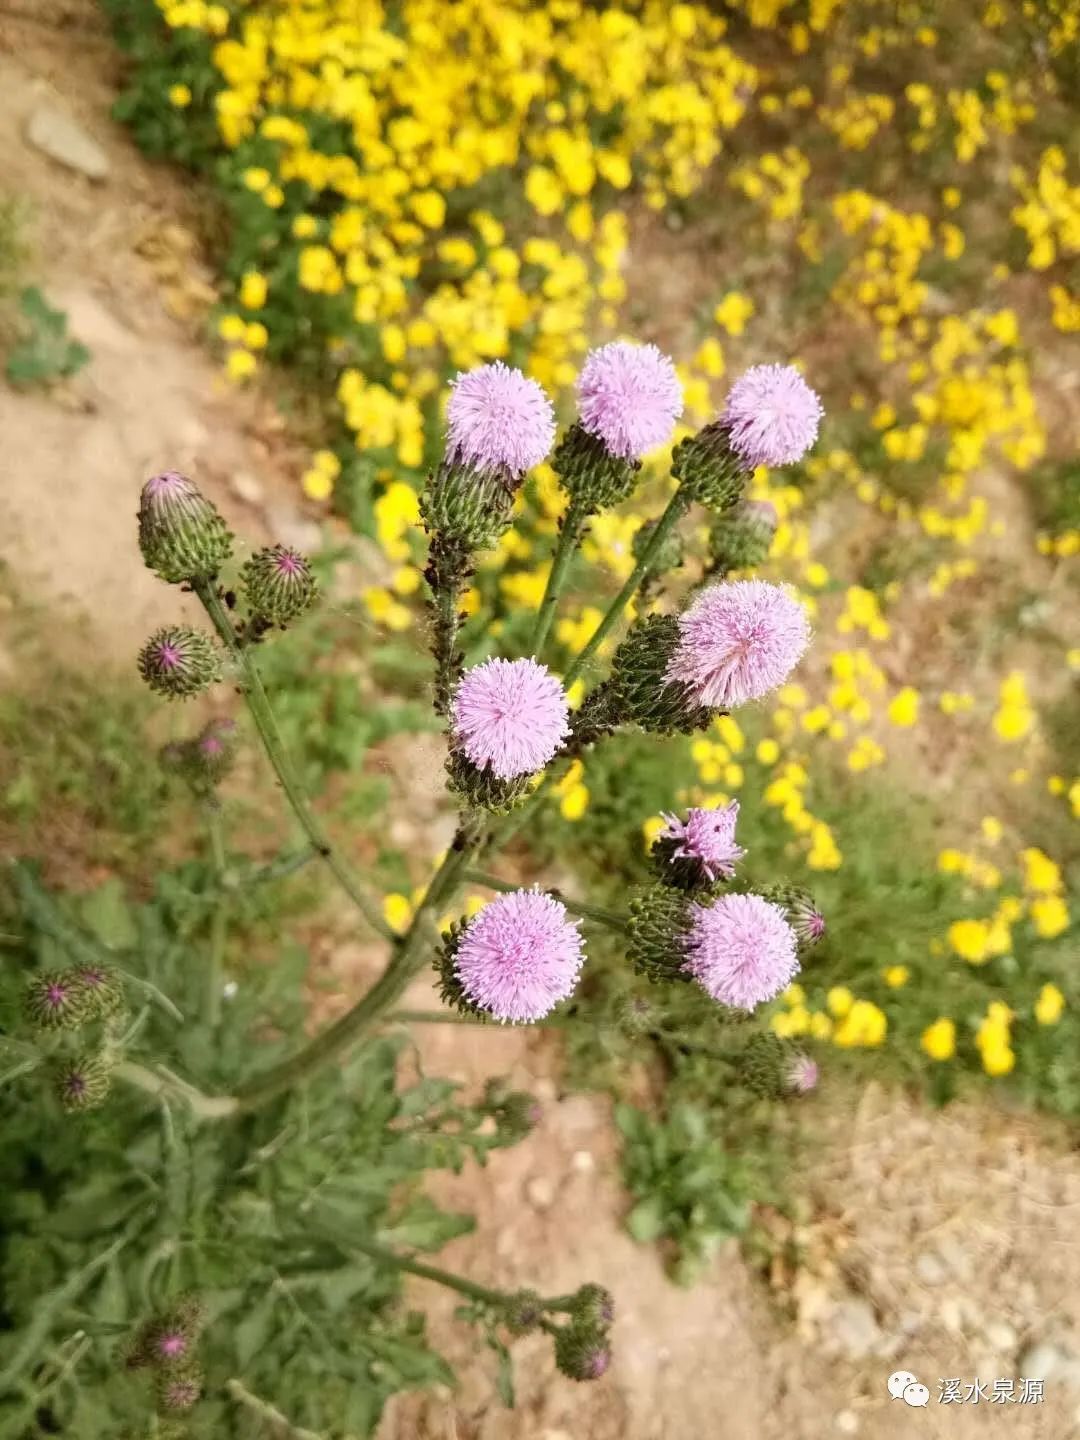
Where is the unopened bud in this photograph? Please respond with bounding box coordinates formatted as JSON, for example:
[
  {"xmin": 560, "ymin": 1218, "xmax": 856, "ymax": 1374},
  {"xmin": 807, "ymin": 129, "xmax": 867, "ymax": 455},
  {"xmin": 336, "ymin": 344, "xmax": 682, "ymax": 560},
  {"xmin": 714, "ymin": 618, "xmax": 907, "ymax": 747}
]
[
  {"xmin": 503, "ymin": 1288, "xmax": 544, "ymax": 1336},
  {"xmin": 671, "ymin": 422, "xmax": 745, "ymax": 511},
  {"xmin": 25, "ymin": 970, "xmax": 91, "ymax": 1031},
  {"xmin": 760, "ymin": 884, "xmax": 826, "ymax": 947},
  {"xmin": 554, "ymin": 1323, "xmax": 612, "ymax": 1382},
  {"xmin": 138, "ymin": 627, "xmax": 222, "ymax": 699},
  {"xmin": 708, "ymin": 498, "xmax": 778, "ymax": 575},
  {"xmin": 553, "ymin": 423, "xmax": 639, "ymax": 514},
  {"xmin": 53, "ymin": 1053, "xmax": 112, "ymax": 1112},
  {"xmin": 138, "ymin": 471, "xmax": 233, "ymax": 584},
  {"xmin": 240, "ymin": 545, "xmax": 317, "ymax": 628}
]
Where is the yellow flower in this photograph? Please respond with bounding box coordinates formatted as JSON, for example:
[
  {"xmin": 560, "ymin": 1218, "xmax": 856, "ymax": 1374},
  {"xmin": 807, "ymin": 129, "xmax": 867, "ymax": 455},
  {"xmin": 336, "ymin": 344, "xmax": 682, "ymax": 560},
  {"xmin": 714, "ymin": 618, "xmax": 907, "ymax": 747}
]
[
  {"xmin": 218, "ymin": 313, "xmax": 246, "ymax": 342},
  {"xmin": 887, "ymin": 687, "xmax": 920, "ymax": 727},
  {"xmin": 756, "ymin": 738, "xmax": 780, "ymax": 765},
  {"xmin": 383, "ymin": 893, "xmax": 413, "ymax": 934},
  {"xmin": 411, "ymin": 192, "xmax": 446, "ymax": 229},
  {"xmin": 168, "ymin": 83, "xmax": 192, "ymax": 108},
  {"xmin": 1031, "ymin": 895, "xmax": 1069, "ymax": 939},
  {"xmin": 833, "ymin": 999, "xmax": 887, "ymax": 1048},
  {"xmin": 1021, "ymin": 847, "xmax": 1062, "ymax": 894},
  {"xmin": 713, "ymin": 291, "xmax": 755, "ymax": 336},
  {"xmin": 225, "ymin": 349, "xmax": 256, "ymax": 382},
  {"xmin": 1035, "ymin": 983, "xmax": 1065, "ymax": 1025},
  {"xmin": 883, "ymin": 965, "xmax": 909, "ymax": 988},
  {"xmin": 559, "ymin": 784, "xmax": 590, "ymax": 821},
  {"xmin": 642, "ymin": 815, "xmax": 667, "ymax": 850},
  {"xmin": 981, "ymin": 1042, "xmax": 1015, "ymax": 1077},
  {"xmin": 948, "ymin": 919, "xmax": 990, "ymax": 964},
  {"xmin": 239, "ymin": 271, "xmax": 267, "ymax": 310},
  {"xmin": 921, "ymin": 1018, "xmax": 956, "ymax": 1061},
  {"xmin": 827, "ymin": 985, "xmax": 853, "ymax": 1018}
]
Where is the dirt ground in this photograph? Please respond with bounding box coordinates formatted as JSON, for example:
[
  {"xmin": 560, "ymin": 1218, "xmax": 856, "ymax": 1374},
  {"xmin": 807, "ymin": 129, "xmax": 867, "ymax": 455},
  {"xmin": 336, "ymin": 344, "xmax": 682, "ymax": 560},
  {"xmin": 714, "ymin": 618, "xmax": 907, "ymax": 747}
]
[{"xmin": 3, "ymin": 6, "xmax": 1080, "ymax": 1439}]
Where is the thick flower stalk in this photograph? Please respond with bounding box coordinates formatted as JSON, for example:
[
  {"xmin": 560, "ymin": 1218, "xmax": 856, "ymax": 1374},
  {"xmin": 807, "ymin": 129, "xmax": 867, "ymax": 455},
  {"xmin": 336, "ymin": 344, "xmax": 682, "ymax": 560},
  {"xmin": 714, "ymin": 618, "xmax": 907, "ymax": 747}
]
[{"xmin": 422, "ymin": 362, "xmax": 555, "ymax": 713}]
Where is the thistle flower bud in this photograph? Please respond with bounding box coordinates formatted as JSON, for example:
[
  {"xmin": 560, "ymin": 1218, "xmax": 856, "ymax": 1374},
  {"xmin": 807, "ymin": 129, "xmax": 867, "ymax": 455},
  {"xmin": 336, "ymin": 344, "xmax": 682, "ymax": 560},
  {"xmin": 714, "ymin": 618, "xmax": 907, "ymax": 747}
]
[
  {"xmin": 613, "ymin": 993, "xmax": 657, "ymax": 1036},
  {"xmin": 670, "ymin": 421, "xmax": 745, "ymax": 511},
  {"xmin": 53, "ymin": 1053, "xmax": 112, "ymax": 1112},
  {"xmin": 707, "ymin": 499, "xmax": 778, "ymax": 575},
  {"xmin": 570, "ymin": 1283, "xmax": 614, "ymax": 1331},
  {"xmin": 606, "ymin": 617, "xmax": 712, "ymax": 736},
  {"xmin": 552, "ymin": 423, "xmax": 639, "ymax": 514},
  {"xmin": 483, "ymin": 1082, "xmax": 542, "ymax": 1145},
  {"xmin": 651, "ymin": 801, "xmax": 744, "ymax": 891},
  {"xmin": 127, "ymin": 1295, "xmax": 206, "ymax": 1372},
  {"xmin": 138, "ymin": 627, "xmax": 222, "ymax": 699},
  {"xmin": 138, "ymin": 471, "xmax": 233, "ymax": 584},
  {"xmin": 421, "ymin": 461, "xmax": 516, "ymax": 551},
  {"xmin": 70, "ymin": 963, "xmax": 126, "ymax": 1021},
  {"xmin": 25, "ymin": 970, "xmax": 91, "ymax": 1031},
  {"xmin": 737, "ymin": 1033, "xmax": 818, "ymax": 1099},
  {"xmin": 502, "ymin": 1288, "xmax": 544, "ymax": 1336},
  {"xmin": 554, "ymin": 1323, "xmax": 612, "ymax": 1382},
  {"xmin": 445, "ymin": 750, "xmax": 535, "ymax": 814},
  {"xmin": 239, "ymin": 545, "xmax": 317, "ymax": 628},
  {"xmin": 156, "ymin": 1365, "xmax": 203, "ymax": 1412},
  {"xmin": 626, "ymin": 885, "xmax": 695, "ymax": 986},
  {"xmin": 760, "ymin": 883, "xmax": 826, "ymax": 947}
]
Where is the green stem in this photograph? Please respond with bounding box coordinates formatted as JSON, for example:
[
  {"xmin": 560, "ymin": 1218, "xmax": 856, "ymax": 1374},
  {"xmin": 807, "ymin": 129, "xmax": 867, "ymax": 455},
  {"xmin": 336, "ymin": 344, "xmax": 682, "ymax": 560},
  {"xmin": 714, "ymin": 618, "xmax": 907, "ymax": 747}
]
[
  {"xmin": 204, "ymin": 806, "xmax": 229, "ymax": 1029},
  {"xmin": 225, "ymin": 844, "xmax": 320, "ymax": 893},
  {"xmin": 389, "ymin": 1008, "xmax": 496, "ymax": 1026},
  {"xmin": 194, "ymin": 580, "xmax": 394, "ymax": 944},
  {"xmin": 232, "ymin": 830, "xmax": 478, "ymax": 1113},
  {"xmin": 462, "ymin": 868, "xmax": 629, "ymax": 932},
  {"xmin": 431, "ymin": 575, "xmax": 465, "ymax": 717},
  {"xmin": 114, "ymin": 1059, "xmax": 239, "ymax": 1120},
  {"xmin": 563, "ymin": 488, "xmax": 689, "ymax": 687},
  {"xmin": 347, "ymin": 1235, "xmax": 506, "ymax": 1307},
  {"xmin": 530, "ymin": 496, "xmax": 587, "ymax": 658},
  {"xmin": 225, "ymin": 1379, "xmax": 323, "ymax": 1440}
]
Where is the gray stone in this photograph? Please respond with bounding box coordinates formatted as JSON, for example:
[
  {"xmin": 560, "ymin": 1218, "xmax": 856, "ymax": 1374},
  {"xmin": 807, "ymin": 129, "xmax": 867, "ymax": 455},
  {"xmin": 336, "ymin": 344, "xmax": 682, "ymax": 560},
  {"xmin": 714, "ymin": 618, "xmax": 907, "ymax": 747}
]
[
  {"xmin": 914, "ymin": 1251, "xmax": 948, "ymax": 1286},
  {"xmin": 831, "ymin": 1298, "xmax": 881, "ymax": 1359},
  {"xmin": 524, "ymin": 1175, "xmax": 556, "ymax": 1211},
  {"xmin": 230, "ymin": 470, "xmax": 264, "ymax": 506},
  {"xmin": 26, "ymin": 103, "xmax": 109, "ymax": 182},
  {"xmin": 1019, "ymin": 1341, "xmax": 1080, "ymax": 1389}
]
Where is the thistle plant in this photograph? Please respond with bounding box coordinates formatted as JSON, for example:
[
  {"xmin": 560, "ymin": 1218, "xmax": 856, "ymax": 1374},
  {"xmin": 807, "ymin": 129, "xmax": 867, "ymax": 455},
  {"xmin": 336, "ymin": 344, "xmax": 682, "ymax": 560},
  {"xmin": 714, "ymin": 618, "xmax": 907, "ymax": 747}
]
[{"xmin": 3, "ymin": 343, "xmax": 827, "ymax": 1434}]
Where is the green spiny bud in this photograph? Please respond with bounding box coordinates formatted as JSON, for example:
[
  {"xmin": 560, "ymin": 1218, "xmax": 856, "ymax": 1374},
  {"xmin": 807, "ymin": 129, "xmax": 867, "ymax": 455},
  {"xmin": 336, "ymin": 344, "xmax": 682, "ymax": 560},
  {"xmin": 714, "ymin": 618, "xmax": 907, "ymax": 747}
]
[
  {"xmin": 239, "ymin": 545, "xmax": 318, "ymax": 628},
  {"xmin": 156, "ymin": 1364, "xmax": 203, "ymax": 1412},
  {"xmin": 70, "ymin": 963, "xmax": 126, "ymax": 1020},
  {"xmin": 606, "ymin": 616, "xmax": 712, "ymax": 736},
  {"xmin": 25, "ymin": 970, "xmax": 92, "ymax": 1030},
  {"xmin": 759, "ymin": 883, "xmax": 826, "ymax": 947},
  {"xmin": 626, "ymin": 885, "xmax": 694, "ymax": 986},
  {"xmin": 571, "ymin": 1283, "xmax": 614, "ymax": 1331},
  {"xmin": 445, "ymin": 749, "xmax": 535, "ymax": 814},
  {"xmin": 736, "ymin": 1032, "xmax": 818, "ymax": 1098},
  {"xmin": 483, "ymin": 1081, "xmax": 542, "ymax": 1144},
  {"xmin": 553, "ymin": 423, "xmax": 639, "ymax": 513},
  {"xmin": 553, "ymin": 1322, "xmax": 611, "ymax": 1382},
  {"xmin": 613, "ymin": 993, "xmax": 657, "ymax": 1036},
  {"xmin": 138, "ymin": 627, "xmax": 222, "ymax": 699},
  {"xmin": 671, "ymin": 421, "xmax": 746, "ymax": 511},
  {"xmin": 138, "ymin": 472, "xmax": 233, "ymax": 584},
  {"xmin": 708, "ymin": 499, "xmax": 778, "ymax": 575},
  {"xmin": 53, "ymin": 1052, "xmax": 112, "ymax": 1112},
  {"xmin": 421, "ymin": 461, "xmax": 516, "ymax": 551},
  {"xmin": 502, "ymin": 1289, "xmax": 544, "ymax": 1336}
]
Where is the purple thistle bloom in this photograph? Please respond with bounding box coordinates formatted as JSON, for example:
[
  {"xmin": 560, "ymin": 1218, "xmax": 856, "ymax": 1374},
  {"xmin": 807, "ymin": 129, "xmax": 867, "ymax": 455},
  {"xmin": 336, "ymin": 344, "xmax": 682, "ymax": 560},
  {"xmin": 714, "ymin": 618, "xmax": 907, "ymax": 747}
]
[
  {"xmin": 155, "ymin": 641, "xmax": 182, "ymax": 670},
  {"xmin": 576, "ymin": 341, "xmax": 684, "ymax": 460},
  {"xmin": 446, "ymin": 362, "xmax": 556, "ymax": 478},
  {"xmin": 454, "ymin": 888, "xmax": 585, "ymax": 1023},
  {"xmin": 665, "ymin": 579, "xmax": 810, "ymax": 709},
  {"xmin": 46, "ymin": 981, "xmax": 68, "ymax": 1009},
  {"xmin": 63, "ymin": 1071, "xmax": 88, "ymax": 1099},
  {"xmin": 787, "ymin": 1053, "xmax": 819, "ymax": 1094},
  {"xmin": 157, "ymin": 1333, "xmax": 187, "ymax": 1359},
  {"xmin": 659, "ymin": 800, "xmax": 744, "ymax": 881},
  {"xmin": 452, "ymin": 657, "xmax": 570, "ymax": 780},
  {"xmin": 586, "ymin": 1346, "xmax": 612, "ymax": 1379},
  {"xmin": 722, "ymin": 364, "xmax": 823, "ymax": 469},
  {"xmin": 682, "ymin": 892, "xmax": 800, "ymax": 1011}
]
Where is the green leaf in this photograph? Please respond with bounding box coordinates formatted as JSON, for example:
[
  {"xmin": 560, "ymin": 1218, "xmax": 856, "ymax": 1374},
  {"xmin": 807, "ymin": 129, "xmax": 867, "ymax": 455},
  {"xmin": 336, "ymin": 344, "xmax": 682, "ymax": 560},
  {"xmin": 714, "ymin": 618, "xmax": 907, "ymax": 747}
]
[
  {"xmin": 626, "ymin": 1194, "xmax": 665, "ymax": 1244},
  {"xmin": 78, "ymin": 879, "xmax": 139, "ymax": 950},
  {"xmin": 377, "ymin": 1198, "xmax": 474, "ymax": 1252},
  {"xmin": 232, "ymin": 1299, "xmax": 276, "ymax": 1369}
]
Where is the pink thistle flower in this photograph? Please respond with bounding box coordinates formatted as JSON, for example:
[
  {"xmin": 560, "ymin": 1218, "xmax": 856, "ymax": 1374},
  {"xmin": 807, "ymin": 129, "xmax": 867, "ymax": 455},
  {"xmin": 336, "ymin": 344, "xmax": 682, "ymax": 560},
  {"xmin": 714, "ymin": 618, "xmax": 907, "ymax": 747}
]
[
  {"xmin": 451, "ymin": 657, "xmax": 570, "ymax": 780},
  {"xmin": 576, "ymin": 341, "xmax": 684, "ymax": 460},
  {"xmin": 786, "ymin": 1053, "xmax": 819, "ymax": 1094},
  {"xmin": 722, "ymin": 364, "xmax": 823, "ymax": 469},
  {"xmin": 665, "ymin": 579, "xmax": 810, "ymax": 709},
  {"xmin": 446, "ymin": 362, "xmax": 556, "ymax": 478},
  {"xmin": 157, "ymin": 1333, "xmax": 188, "ymax": 1359},
  {"xmin": 682, "ymin": 892, "xmax": 799, "ymax": 1011},
  {"xmin": 454, "ymin": 888, "xmax": 585, "ymax": 1023},
  {"xmin": 659, "ymin": 800, "xmax": 744, "ymax": 881}
]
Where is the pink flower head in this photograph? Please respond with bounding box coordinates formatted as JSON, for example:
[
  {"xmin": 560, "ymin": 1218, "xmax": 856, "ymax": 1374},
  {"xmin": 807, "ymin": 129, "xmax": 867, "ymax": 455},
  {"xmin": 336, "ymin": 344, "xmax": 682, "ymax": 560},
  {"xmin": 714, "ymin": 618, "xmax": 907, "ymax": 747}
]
[
  {"xmin": 452, "ymin": 657, "xmax": 570, "ymax": 780},
  {"xmin": 682, "ymin": 892, "xmax": 800, "ymax": 1011},
  {"xmin": 786, "ymin": 1053, "xmax": 819, "ymax": 1094},
  {"xmin": 722, "ymin": 364, "xmax": 823, "ymax": 468},
  {"xmin": 446, "ymin": 362, "xmax": 556, "ymax": 478},
  {"xmin": 659, "ymin": 800, "xmax": 744, "ymax": 881},
  {"xmin": 665, "ymin": 579, "xmax": 810, "ymax": 709},
  {"xmin": 576, "ymin": 341, "xmax": 684, "ymax": 460},
  {"xmin": 455, "ymin": 887, "xmax": 585, "ymax": 1023},
  {"xmin": 157, "ymin": 1333, "xmax": 188, "ymax": 1359}
]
